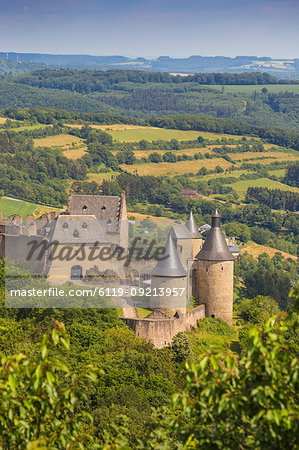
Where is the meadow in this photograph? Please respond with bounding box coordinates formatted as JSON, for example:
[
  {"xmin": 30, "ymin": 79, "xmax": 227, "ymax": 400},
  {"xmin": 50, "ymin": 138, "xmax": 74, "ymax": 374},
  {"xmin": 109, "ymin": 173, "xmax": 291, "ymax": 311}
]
[
  {"xmin": 229, "ymin": 178, "xmax": 299, "ymax": 199},
  {"xmin": 0, "ymin": 197, "xmax": 62, "ymax": 219},
  {"xmin": 121, "ymin": 158, "xmax": 232, "ymax": 176},
  {"xmin": 87, "ymin": 171, "xmax": 119, "ymax": 183},
  {"xmin": 0, "ymin": 197, "xmax": 37, "ymax": 218},
  {"xmin": 0, "ymin": 124, "xmax": 47, "ymax": 133},
  {"xmin": 33, "ymin": 134, "xmax": 87, "ymax": 159},
  {"xmin": 66, "ymin": 124, "xmax": 247, "ymax": 142},
  {"xmin": 241, "ymin": 241, "xmax": 297, "ymax": 261}
]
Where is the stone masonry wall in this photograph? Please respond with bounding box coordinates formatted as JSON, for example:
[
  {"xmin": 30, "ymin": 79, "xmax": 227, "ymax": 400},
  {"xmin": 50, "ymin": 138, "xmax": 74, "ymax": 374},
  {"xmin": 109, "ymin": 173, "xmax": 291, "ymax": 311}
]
[
  {"xmin": 196, "ymin": 259, "xmax": 233, "ymax": 325},
  {"xmin": 121, "ymin": 304, "xmax": 206, "ymax": 348}
]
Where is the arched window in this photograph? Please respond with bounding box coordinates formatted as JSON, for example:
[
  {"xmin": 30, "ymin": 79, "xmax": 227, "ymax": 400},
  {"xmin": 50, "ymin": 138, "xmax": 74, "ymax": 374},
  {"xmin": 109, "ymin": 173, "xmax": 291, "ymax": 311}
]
[
  {"xmin": 82, "ymin": 222, "xmax": 88, "ymax": 229},
  {"xmin": 82, "ymin": 205, "xmax": 87, "ymax": 213},
  {"xmin": 71, "ymin": 265, "xmax": 82, "ymax": 280},
  {"xmin": 73, "ymin": 229, "xmax": 79, "ymax": 238},
  {"xmin": 62, "ymin": 222, "xmax": 68, "ymax": 229},
  {"xmin": 101, "ymin": 206, "xmax": 106, "ymax": 211}
]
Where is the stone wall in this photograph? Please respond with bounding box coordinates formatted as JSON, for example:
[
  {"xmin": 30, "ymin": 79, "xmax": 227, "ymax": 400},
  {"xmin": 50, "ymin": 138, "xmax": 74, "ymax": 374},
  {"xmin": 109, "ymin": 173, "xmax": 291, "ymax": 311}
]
[
  {"xmin": 150, "ymin": 275, "xmax": 187, "ymax": 315},
  {"xmin": 196, "ymin": 259, "xmax": 234, "ymax": 325},
  {"xmin": 121, "ymin": 304, "xmax": 206, "ymax": 348}
]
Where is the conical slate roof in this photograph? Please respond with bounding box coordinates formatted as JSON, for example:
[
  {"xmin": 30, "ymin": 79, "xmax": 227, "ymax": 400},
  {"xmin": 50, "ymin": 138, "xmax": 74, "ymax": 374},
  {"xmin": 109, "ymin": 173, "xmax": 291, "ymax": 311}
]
[
  {"xmin": 185, "ymin": 210, "xmax": 202, "ymax": 239},
  {"xmin": 195, "ymin": 210, "xmax": 234, "ymax": 261},
  {"xmin": 151, "ymin": 233, "xmax": 187, "ymax": 277}
]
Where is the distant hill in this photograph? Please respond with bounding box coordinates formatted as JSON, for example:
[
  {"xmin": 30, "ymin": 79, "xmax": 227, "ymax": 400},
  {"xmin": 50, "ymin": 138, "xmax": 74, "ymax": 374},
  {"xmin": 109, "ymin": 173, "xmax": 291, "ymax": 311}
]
[
  {"xmin": 0, "ymin": 52, "xmax": 298, "ymax": 78},
  {"xmin": 0, "ymin": 57, "xmax": 47, "ymax": 75}
]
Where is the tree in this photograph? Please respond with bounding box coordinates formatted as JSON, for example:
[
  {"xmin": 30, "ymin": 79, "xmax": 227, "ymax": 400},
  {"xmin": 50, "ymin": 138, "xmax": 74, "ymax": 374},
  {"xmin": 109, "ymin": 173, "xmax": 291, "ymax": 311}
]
[
  {"xmin": 171, "ymin": 332, "xmax": 191, "ymax": 363},
  {"xmin": 0, "ymin": 321, "xmax": 96, "ymax": 448},
  {"xmin": 149, "ymin": 153, "xmax": 162, "ymax": 163},
  {"xmin": 171, "ymin": 315, "xmax": 299, "ymax": 449},
  {"xmin": 237, "ymin": 295, "xmax": 280, "ymax": 324}
]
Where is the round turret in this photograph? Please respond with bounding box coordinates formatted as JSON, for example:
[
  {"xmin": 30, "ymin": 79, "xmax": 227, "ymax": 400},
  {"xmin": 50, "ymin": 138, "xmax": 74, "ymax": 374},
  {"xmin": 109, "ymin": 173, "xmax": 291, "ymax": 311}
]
[
  {"xmin": 150, "ymin": 234, "xmax": 187, "ymax": 316},
  {"xmin": 195, "ymin": 210, "xmax": 234, "ymax": 325}
]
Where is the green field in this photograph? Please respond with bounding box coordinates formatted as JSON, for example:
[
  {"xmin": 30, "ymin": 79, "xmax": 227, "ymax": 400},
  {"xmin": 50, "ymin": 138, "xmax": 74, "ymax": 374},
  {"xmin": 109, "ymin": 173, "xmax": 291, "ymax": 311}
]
[
  {"xmin": 0, "ymin": 124, "xmax": 47, "ymax": 133},
  {"xmin": 229, "ymin": 178, "xmax": 299, "ymax": 199},
  {"xmin": 0, "ymin": 197, "xmax": 37, "ymax": 218},
  {"xmin": 268, "ymin": 168, "xmax": 286, "ymax": 177},
  {"xmin": 104, "ymin": 127, "xmax": 245, "ymax": 142}
]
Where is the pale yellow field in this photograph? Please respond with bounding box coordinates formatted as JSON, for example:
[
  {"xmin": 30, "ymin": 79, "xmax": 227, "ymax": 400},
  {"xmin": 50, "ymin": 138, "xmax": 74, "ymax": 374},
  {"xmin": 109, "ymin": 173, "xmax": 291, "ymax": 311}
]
[
  {"xmin": 0, "ymin": 117, "xmax": 7, "ymax": 124},
  {"xmin": 33, "ymin": 134, "xmax": 87, "ymax": 159},
  {"xmin": 234, "ymin": 154, "xmax": 299, "ymax": 167},
  {"xmin": 241, "ymin": 242, "xmax": 297, "ymax": 261},
  {"xmin": 131, "ymin": 147, "xmax": 212, "ymax": 158},
  {"xmin": 91, "ymin": 124, "xmax": 150, "ymax": 131},
  {"xmin": 34, "ymin": 134, "xmax": 84, "ymax": 148},
  {"xmin": 231, "ymin": 151, "xmax": 298, "ymax": 161},
  {"xmin": 121, "ymin": 158, "xmax": 232, "ymax": 176},
  {"xmin": 64, "ymin": 123, "xmax": 146, "ymax": 130},
  {"xmin": 87, "ymin": 172, "xmax": 119, "ymax": 183},
  {"xmin": 63, "ymin": 148, "xmax": 87, "ymax": 159},
  {"xmin": 128, "ymin": 212, "xmax": 177, "ymax": 227},
  {"xmin": 34, "ymin": 205, "xmax": 63, "ymax": 217}
]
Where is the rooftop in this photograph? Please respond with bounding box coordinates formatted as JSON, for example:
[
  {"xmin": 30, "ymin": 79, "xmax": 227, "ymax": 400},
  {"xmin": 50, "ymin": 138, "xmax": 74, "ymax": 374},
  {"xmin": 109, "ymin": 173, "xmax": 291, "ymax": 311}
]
[
  {"xmin": 196, "ymin": 210, "xmax": 235, "ymax": 262},
  {"xmin": 151, "ymin": 233, "xmax": 187, "ymax": 277},
  {"xmin": 185, "ymin": 210, "xmax": 202, "ymax": 239}
]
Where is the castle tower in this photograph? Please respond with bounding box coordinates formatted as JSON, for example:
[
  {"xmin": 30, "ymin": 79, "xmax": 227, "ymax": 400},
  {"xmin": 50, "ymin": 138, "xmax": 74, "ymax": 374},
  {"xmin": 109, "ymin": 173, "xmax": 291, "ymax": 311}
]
[
  {"xmin": 185, "ymin": 210, "xmax": 203, "ymax": 259},
  {"xmin": 195, "ymin": 210, "xmax": 234, "ymax": 325},
  {"xmin": 150, "ymin": 233, "xmax": 187, "ymax": 316}
]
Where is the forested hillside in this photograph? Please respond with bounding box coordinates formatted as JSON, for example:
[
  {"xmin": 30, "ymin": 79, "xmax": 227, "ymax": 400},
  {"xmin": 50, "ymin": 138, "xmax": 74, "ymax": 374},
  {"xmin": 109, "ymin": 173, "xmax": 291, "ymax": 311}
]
[{"xmin": 0, "ymin": 69, "xmax": 298, "ymax": 129}]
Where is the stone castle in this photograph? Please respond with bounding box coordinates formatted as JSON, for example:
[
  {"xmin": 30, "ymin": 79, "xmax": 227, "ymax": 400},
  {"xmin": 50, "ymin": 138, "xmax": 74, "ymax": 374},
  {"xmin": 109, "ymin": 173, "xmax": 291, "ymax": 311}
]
[
  {"xmin": 122, "ymin": 209, "xmax": 235, "ymax": 348},
  {"xmin": 1, "ymin": 193, "xmax": 235, "ymax": 348}
]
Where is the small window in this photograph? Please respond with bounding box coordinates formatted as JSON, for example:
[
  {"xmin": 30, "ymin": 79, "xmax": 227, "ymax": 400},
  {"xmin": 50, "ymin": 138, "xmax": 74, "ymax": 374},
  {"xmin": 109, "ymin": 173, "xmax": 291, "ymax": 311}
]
[
  {"xmin": 211, "ymin": 314, "xmax": 215, "ymax": 318},
  {"xmin": 73, "ymin": 229, "xmax": 79, "ymax": 238},
  {"xmin": 82, "ymin": 222, "xmax": 88, "ymax": 229},
  {"xmin": 206, "ymin": 268, "xmax": 208, "ymax": 272},
  {"xmin": 221, "ymin": 266, "xmax": 224, "ymax": 271},
  {"xmin": 62, "ymin": 222, "xmax": 68, "ymax": 229},
  {"xmin": 107, "ymin": 218, "xmax": 112, "ymax": 224},
  {"xmin": 82, "ymin": 205, "xmax": 87, "ymax": 210},
  {"xmin": 101, "ymin": 206, "xmax": 106, "ymax": 211}
]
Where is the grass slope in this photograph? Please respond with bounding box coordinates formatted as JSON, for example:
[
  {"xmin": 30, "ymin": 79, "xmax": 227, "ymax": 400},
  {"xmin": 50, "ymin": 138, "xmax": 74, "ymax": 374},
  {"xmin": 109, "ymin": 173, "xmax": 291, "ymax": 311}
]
[
  {"xmin": 0, "ymin": 197, "xmax": 62, "ymax": 219},
  {"xmin": 0, "ymin": 197, "xmax": 37, "ymax": 218},
  {"xmin": 241, "ymin": 242, "xmax": 297, "ymax": 260},
  {"xmin": 230, "ymin": 178, "xmax": 299, "ymax": 199}
]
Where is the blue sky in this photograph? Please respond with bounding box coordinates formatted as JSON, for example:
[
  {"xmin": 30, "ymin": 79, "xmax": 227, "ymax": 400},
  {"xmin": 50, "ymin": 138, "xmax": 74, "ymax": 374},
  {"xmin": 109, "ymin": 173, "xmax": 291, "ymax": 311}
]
[{"xmin": 0, "ymin": 0, "xmax": 298, "ymax": 58}]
